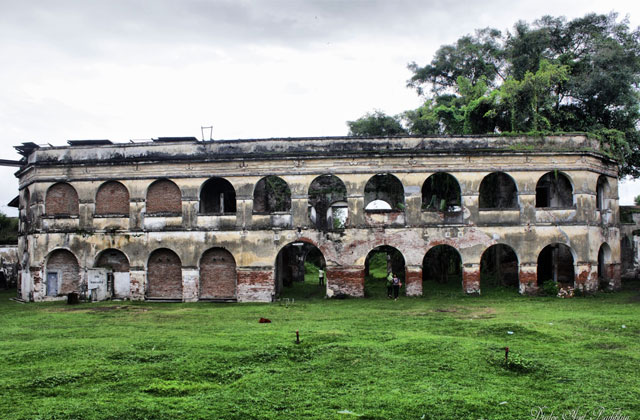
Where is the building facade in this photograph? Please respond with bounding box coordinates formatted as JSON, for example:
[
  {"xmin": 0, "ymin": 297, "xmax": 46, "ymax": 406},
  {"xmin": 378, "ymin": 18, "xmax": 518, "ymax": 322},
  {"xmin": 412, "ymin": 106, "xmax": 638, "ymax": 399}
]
[{"xmin": 14, "ymin": 134, "xmax": 621, "ymax": 302}]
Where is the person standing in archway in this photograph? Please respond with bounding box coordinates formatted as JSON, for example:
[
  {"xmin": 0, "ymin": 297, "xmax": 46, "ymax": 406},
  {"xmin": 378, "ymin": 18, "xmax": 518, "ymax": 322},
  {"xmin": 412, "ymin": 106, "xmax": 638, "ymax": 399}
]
[{"xmin": 392, "ymin": 273, "xmax": 402, "ymax": 300}]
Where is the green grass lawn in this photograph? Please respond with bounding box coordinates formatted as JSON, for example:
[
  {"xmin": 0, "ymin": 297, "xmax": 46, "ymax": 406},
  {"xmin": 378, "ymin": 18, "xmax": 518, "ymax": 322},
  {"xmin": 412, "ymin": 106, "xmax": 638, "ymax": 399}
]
[{"xmin": 1, "ymin": 281, "xmax": 639, "ymax": 420}]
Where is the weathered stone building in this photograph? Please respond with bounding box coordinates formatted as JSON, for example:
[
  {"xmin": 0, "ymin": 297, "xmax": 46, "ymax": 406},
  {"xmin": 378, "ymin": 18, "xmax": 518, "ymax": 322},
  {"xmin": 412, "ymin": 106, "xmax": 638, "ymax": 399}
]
[{"xmin": 14, "ymin": 134, "xmax": 621, "ymax": 302}]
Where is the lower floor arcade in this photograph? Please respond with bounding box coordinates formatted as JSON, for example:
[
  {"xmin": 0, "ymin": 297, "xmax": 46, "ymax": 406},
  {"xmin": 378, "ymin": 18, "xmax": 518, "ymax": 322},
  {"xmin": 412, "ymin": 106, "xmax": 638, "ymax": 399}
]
[{"xmin": 18, "ymin": 226, "xmax": 622, "ymax": 302}]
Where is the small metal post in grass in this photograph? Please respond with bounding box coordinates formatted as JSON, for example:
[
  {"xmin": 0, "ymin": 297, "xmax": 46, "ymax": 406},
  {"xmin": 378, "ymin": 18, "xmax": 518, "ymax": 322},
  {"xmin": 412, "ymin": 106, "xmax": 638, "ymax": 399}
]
[
  {"xmin": 504, "ymin": 347, "xmax": 509, "ymax": 364},
  {"xmin": 295, "ymin": 330, "xmax": 300, "ymax": 344}
]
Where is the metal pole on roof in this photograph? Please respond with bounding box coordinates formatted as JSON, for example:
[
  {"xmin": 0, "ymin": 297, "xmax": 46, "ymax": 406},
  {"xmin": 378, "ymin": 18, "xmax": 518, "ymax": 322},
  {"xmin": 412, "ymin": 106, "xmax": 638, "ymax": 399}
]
[{"xmin": 201, "ymin": 126, "xmax": 213, "ymax": 141}]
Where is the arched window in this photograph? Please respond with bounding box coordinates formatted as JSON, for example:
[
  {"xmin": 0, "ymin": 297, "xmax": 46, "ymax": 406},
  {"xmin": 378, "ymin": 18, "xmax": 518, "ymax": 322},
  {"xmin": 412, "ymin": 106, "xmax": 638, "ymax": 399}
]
[
  {"xmin": 45, "ymin": 249, "xmax": 80, "ymax": 296},
  {"xmin": 535, "ymin": 172, "xmax": 573, "ymax": 208},
  {"xmin": 95, "ymin": 181, "xmax": 130, "ymax": 215},
  {"xmin": 422, "ymin": 173, "xmax": 461, "ymax": 212},
  {"xmin": 364, "ymin": 174, "xmax": 405, "ymax": 211},
  {"xmin": 308, "ymin": 175, "xmax": 348, "ymax": 231},
  {"xmin": 253, "ymin": 176, "xmax": 291, "ymax": 213},
  {"xmin": 200, "ymin": 177, "xmax": 236, "ymax": 214},
  {"xmin": 199, "ymin": 248, "xmax": 237, "ymax": 300},
  {"xmin": 45, "ymin": 183, "xmax": 79, "ymax": 216},
  {"xmin": 146, "ymin": 179, "xmax": 182, "ymax": 215},
  {"xmin": 147, "ymin": 248, "xmax": 182, "ymax": 299},
  {"xmin": 478, "ymin": 172, "xmax": 518, "ymax": 209},
  {"xmin": 596, "ymin": 175, "xmax": 609, "ymax": 211}
]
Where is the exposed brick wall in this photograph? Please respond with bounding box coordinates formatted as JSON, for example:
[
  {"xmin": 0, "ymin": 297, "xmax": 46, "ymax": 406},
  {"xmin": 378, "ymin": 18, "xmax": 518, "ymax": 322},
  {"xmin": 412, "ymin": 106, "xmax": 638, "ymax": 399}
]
[
  {"xmin": 237, "ymin": 268, "xmax": 273, "ymax": 302},
  {"xmin": 146, "ymin": 179, "xmax": 182, "ymax": 214},
  {"xmin": 95, "ymin": 181, "xmax": 130, "ymax": 215},
  {"xmin": 199, "ymin": 248, "xmax": 237, "ymax": 299},
  {"xmin": 46, "ymin": 249, "xmax": 80, "ymax": 295},
  {"xmin": 327, "ymin": 267, "xmax": 364, "ymax": 297},
  {"xmin": 147, "ymin": 248, "xmax": 182, "ymax": 299},
  {"xmin": 46, "ymin": 183, "xmax": 79, "ymax": 216},
  {"xmin": 96, "ymin": 249, "xmax": 130, "ymax": 272}
]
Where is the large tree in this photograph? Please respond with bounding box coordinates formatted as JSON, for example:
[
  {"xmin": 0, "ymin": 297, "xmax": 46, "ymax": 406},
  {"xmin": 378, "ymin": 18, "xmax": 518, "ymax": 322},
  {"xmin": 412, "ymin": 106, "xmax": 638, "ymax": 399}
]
[{"xmin": 349, "ymin": 13, "xmax": 640, "ymax": 176}]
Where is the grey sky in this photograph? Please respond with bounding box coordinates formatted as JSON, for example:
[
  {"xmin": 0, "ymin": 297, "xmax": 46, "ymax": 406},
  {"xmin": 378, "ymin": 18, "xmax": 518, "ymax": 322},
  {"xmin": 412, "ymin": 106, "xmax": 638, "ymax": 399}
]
[{"xmin": 1, "ymin": 0, "xmax": 639, "ymax": 215}]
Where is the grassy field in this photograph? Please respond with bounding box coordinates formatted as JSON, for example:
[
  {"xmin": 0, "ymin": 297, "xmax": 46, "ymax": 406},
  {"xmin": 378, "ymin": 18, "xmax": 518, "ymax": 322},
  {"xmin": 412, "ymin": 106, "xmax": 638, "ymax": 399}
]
[{"xmin": 1, "ymin": 281, "xmax": 639, "ymax": 420}]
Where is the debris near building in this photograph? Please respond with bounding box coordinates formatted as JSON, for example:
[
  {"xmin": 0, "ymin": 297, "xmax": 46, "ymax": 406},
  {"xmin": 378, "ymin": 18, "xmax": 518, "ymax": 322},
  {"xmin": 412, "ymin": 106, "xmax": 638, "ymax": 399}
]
[{"xmin": 13, "ymin": 134, "xmax": 621, "ymax": 302}]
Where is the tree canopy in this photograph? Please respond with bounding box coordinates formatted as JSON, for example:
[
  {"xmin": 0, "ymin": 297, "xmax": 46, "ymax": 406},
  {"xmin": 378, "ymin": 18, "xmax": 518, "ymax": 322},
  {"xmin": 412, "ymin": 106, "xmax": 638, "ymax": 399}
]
[{"xmin": 348, "ymin": 13, "xmax": 640, "ymax": 176}]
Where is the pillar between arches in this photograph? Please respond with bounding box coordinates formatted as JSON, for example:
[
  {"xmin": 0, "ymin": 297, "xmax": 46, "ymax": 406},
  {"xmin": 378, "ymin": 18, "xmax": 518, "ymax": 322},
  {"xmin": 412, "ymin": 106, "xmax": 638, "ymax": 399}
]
[
  {"xmin": 405, "ymin": 265, "xmax": 422, "ymax": 296},
  {"xmin": 463, "ymin": 263, "xmax": 480, "ymax": 295},
  {"xmin": 182, "ymin": 267, "xmax": 199, "ymax": 302},
  {"xmin": 237, "ymin": 267, "xmax": 273, "ymax": 302},
  {"xmin": 606, "ymin": 263, "xmax": 621, "ymax": 291},
  {"xmin": 129, "ymin": 269, "xmax": 146, "ymax": 301},
  {"xmin": 575, "ymin": 263, "xmax": 598, "ymax": 293},
  {"xmin": 519, "ymin": 263, "xmax": 538, "ymax": 295},
  {"xmin": 326, "ymin": 265, "xmax": 364, "ymax": 297}
]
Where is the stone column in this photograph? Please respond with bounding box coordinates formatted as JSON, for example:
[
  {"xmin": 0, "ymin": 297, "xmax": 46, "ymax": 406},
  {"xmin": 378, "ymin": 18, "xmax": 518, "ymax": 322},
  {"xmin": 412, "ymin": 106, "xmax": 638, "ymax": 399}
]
[
  {"xmin": 575, "ymin": 263, "xmax": 597, "ymax": 293},
  {"xmin": 129, "ymin": 268, "xmax": 146, "ymax": 300},
  {"xmin": 237, "ymin": 267, "xmax": 274, "ymax": 302},
  {"xmin": 519, "ymin": 262, "xmax": 538, "ymax": 295},
  {"xmin": 606, "ymin": 263, "xmax": 621, "ymax": 291},
  {"xmin": 182, "ymin": 267, "xmax": 199, "ymax": 302},
  {"xmin": 405, "ymin": 265, "xmax": 422, "ymax": 296},
  {"xmin": 326, "ymin": 265, "xmax": 364, "ymax": 297},
  {"xmin": 291, "ymin": 197, "xmax": 309, "ymax": 229},
  {"xmin": 462, "ymin": 263, "xmax": 481, "ymax": 294}
]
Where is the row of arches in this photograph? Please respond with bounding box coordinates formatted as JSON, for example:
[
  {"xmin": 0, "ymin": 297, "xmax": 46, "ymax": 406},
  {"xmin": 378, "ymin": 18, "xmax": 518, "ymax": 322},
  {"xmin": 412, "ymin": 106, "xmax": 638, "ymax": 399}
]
[
  {"xmin": 42, "ymin": 240, "xmax": 614, "ymax": 300},
  {"xmin": 32, "ymin": 172, "xmax": 612, "ymax": 221}
]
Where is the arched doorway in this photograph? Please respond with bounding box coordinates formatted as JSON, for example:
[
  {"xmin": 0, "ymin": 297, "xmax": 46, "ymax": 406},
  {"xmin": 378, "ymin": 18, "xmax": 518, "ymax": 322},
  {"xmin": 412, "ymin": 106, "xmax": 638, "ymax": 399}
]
[
  {"xmin": 364, "ymin": 246, "xmax": 405, "ymax": 298},
  {"xmin": 199, "ymin": 248, "xmax": 237, "ymax": 300},
  {"xmin": 537, "ymin": 243, "xmax": 575, "ymax": 287},
  {"xmin": 478, "ymin": 172, "xmax": 518, "ymax": 209},
  {"xmin": 423, "ymin": 245, "xmax": 462, "ymax": 292},
  {"xmin": 480, "ymin": 244, "xmax": 519, "ymax": 290},
  {"xmin": 275, "ymin": 242, "xmax": 326, "ymax": 299},
  {"xmin": 598, "ymin": 243, "xmax": 612, "ymax": 289},
  {"xmin": 147, "ymin": 248, "xmax": 182, "ymax": 300},
  {"xmin": 45, "ymin": 249, "xmax": 81, "ymax": 297},
  {"xmin": 95, "ymin": 249, "xmax": 130, "ymax": 299}
]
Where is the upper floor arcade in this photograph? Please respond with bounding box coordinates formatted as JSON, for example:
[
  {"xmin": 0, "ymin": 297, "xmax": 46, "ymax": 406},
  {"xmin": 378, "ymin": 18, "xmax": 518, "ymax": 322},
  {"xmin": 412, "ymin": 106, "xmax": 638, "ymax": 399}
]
[{"xmin": 15, "ymin": 134, "xmax": 619, "ymax": 234}]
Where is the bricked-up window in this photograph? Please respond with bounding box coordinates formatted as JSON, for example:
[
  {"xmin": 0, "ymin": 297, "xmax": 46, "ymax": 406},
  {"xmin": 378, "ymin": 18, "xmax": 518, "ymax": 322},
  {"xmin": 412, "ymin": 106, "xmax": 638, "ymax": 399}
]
[
  {"xmin": 45, "ymin": 182, "xmax": 79, "ymax": 216},
  {"xmin": 535, "ymin": 172, "xmax": 573, "ymax": 208},
  {"xmin": 423, "ymin": 245, "xmax": 462, "ymax": 285},
  {"xmin": 95, "ymin": 181, "xmax": 130, "ymax": 215},
  {"xmin": 253, "ymin": 176, "xmax": 291, "ymax": 213},
  {"xmin": 480, "ymin": 244, "xmax": 519, "ymax": 288},
  {"xmin": 537, "ymin": 243, "xmax": 575, "ymax": 285},
  {"xmin": 146, "ymin": 179, "xmax": 182, "ymax": 215},
  {"xmin": 596, "ymin": 175, "xmax": 609, "ymax": 211},
  {"xmin": 422, "ymin": 173, "xmax": 461, "ymax": 212},
  {"xmin": 147, "ymin": 248, "xmax": 182, "ymax": 299},
  {"xmin": 96, "ymin": 249, "xmax": 130, "ymax": 272},
  {"xmin": 199, "ymin": 248, "xmax": 237, "ymax": 299},
  {"xmin": 478, "ymin": 172, "xmax": 518, "ymax": 209},
  {"xmin": 200, "ymin": 177, "xmax": 236, "ymax": 214},
  {"xmin": 308, "ymin": 175, "xmax": 347, "ymax": 232},
  {"xmin": 364, "ymin": 174, "xmax": 404, "ymax": 211},
  {"xmin": 46, "ymin": 249, "xmax": 80, "ymax": 296}
]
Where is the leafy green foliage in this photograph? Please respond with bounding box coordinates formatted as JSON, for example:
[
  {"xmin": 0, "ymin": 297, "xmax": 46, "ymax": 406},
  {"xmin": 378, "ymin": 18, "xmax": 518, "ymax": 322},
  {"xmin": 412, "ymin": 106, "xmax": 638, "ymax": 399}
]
[
  {"xmin": 351, "ymin": 13, "xmax": 640, "ymax": 176},
  {"xmin": 542, "ymin": 280, "xmax": 560, "ymax": 296},
  {"xmin": 347, "ymin": 110, "xmax": 407, "ymax": 136},
  {"xmin": 634, "ymin": 195, "xmax": 640, "ymax": 206},
  {"xmin": 0, "ymin": 212, "xmax": 18, "ymax": 244}
]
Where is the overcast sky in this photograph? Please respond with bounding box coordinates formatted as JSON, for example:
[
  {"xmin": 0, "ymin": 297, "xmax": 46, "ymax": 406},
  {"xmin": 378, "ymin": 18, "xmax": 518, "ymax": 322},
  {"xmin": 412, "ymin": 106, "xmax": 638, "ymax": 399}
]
[{"xmin": 1, "ymin": 0, "xmax": 639, "ymax": 216}]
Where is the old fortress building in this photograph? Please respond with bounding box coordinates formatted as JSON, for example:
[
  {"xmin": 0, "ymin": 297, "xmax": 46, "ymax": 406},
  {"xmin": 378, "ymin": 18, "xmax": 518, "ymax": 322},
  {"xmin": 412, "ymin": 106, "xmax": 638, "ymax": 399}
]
[{"xmin": 14, "ymin": 134, "xmax": 621, "ymax": 302}]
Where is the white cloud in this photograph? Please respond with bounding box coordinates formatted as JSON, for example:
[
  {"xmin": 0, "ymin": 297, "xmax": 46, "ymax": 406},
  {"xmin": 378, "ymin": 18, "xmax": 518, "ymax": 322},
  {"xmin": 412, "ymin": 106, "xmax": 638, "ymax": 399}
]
[{"xmin": 1, "ymin": 0, "xmax": 639, "ymax": 216}]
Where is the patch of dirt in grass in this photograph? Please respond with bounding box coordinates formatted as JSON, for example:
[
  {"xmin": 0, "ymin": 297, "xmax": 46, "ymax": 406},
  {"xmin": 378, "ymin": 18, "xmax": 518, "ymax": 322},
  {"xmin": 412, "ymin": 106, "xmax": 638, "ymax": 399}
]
[
  {"xmin": 461, "ymin": 307, "xmax": 497, "ymax": 319},
  {"xmin": 51, "ymin": 305, "xmax": 150, "ymax": 313}
]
